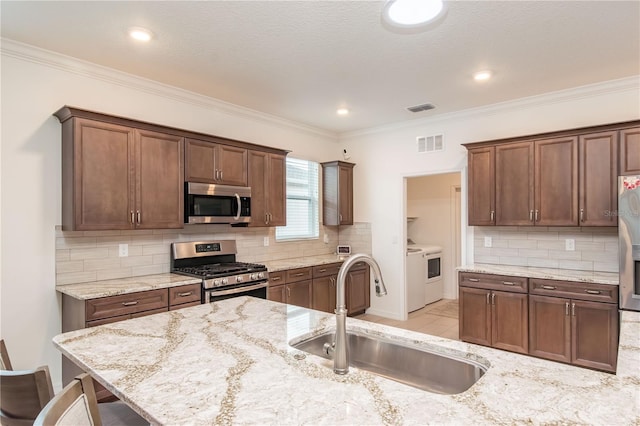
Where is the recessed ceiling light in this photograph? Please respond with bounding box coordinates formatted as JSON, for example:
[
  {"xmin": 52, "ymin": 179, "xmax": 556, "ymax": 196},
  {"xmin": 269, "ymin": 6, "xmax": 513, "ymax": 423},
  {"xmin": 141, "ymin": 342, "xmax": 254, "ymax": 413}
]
[
  {"xmin": 128, "ymin": 27, "xmax": 153, "ymax": 42},
  {"xmin": 382, "ymin": 0, "xmax": 445, "ymax": 28},
  {"xmin": 473, "ymin": 70, "xmax": 492, "ymax": 81},
  {"xmin": 336, "ymin": 108, "xmax": 350, "ymax": 116}
]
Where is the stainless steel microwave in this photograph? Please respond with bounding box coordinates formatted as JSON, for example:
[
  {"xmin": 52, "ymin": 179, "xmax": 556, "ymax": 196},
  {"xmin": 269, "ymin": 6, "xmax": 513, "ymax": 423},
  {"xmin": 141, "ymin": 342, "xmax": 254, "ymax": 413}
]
[{"xmin": 185, "ymin": 183, "xmax": 251, "ymax": 225}]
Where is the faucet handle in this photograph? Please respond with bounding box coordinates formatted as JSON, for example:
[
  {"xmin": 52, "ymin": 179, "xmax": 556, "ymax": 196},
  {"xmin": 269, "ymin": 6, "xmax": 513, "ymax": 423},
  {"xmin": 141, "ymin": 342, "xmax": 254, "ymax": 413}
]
[{"xmin": 323, "ymin": 342, "xmax": 335, "ymax": 357}]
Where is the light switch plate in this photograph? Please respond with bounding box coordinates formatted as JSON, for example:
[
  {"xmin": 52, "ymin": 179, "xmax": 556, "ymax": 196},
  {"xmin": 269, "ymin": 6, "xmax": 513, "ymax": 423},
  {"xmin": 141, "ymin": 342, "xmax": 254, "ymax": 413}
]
[
  {"xmin": 484, "ymin": 237, "xmax": 492, "ymax": 248},
  {"xmin": 263, "ymin": 237, "xmax": 269, "ymax": 247},
  {"xmin": 118, "ymin": 244, "xmax": 128, "ymax": 257}
]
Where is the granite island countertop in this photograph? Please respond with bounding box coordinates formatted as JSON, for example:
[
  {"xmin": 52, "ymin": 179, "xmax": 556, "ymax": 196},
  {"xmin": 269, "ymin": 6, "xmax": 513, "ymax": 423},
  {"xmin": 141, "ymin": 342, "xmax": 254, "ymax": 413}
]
[
  {"xmin": 457, "ymin": 264, "xmax": 619, "ymax": 285},
  {"xmin": 53, "ymin": 297, "xmax": 639, "ymax": 425},
  {"xmin": 55, "ymin": 273, "xmax": 201, "ymax": 300}
]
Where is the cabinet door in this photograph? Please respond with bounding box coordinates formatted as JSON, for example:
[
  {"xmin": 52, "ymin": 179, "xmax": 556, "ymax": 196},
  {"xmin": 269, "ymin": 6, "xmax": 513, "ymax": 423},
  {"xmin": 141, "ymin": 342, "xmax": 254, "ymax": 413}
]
[
  {"xmin": 286, "ymin": 280, "xmax": 312, "ymax": 308},
  {"xmin": 267, "ymin": 154, "xmax": 287, "ymax": 226},
  {"xmin": 571, "ymin": 300, "xmax": 618, "ymax": 372},
  {"xmin": 495, "ymin": 142, "xmax": 534, "ymax": 225},
  {"xmin": 528, "ymin": 295, "xmax": 571, "ymax": 363},
  {"xmin": 579, "ymin": 132, "xmax": 618, "ymax": 226},
  {"xmin": 346, "ymin": 267, "xmax": 370, "ymax": 315},
  {"xmin": 491, "ymin": 291, "xmax": 528, "ymax": 354},
  {"xmin": 338, "ymin": 164, "xmax": 354, "ymax": 225},
  {"xmin": 71, "ymin": 119, "xmax": 134, "ymax": 230},
  {"xmin": 467, "ymin": 147, "xmax": 495, "ymax": 226},
  {"xmin": 312, "ymin": 275, "xmax": 335, "ymax": 313},
  {"xmin": 619, "ymin": 127, "xmax": 640, "ymax": 176},
  {"xmin": 217, "ymin": 145, "xmax": 247, "ymax": 186},
  {"xmin": 248, "ymin": 150, "xmax": 269, "ymax": 226},
  {"xmin": 135, "ymin": 130, "xmax": 184, "ymax": 229},
  {"xmin": 459, "ymin": 287, "xmax": 491, "ymax": 346},
  {"xmin": 534, "ymin": 137, "xmax": 578, "ymax": 226},
  {"xmin": 267, "ymin": 285, "xmax": 286, "ymax": 303},
  {"xmin": 185, "ymin": 139, "xmax": 216, "ymax": 182}
]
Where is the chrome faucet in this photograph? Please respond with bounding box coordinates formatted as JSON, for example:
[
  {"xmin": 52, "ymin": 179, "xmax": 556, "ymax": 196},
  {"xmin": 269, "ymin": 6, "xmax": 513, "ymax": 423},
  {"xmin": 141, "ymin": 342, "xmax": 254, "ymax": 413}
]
[{"xmin": 324, "ymin": 253, "xmax": 387, "ymax": 374}]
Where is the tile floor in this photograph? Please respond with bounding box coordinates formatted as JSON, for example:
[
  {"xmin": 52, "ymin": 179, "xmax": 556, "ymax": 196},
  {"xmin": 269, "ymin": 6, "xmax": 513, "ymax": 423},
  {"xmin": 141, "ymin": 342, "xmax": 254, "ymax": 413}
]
[{"xmin": 356, "ymin": 298, "xmax": 459, "ymax": 340}]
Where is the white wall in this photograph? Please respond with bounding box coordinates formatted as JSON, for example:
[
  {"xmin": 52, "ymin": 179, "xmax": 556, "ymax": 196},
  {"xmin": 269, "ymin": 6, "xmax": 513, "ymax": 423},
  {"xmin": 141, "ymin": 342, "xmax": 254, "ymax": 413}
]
[
  {"xmin": 0, "ymin": 40, "xmax": 339, "ymax": 388},
  {"xmin": 340, "ymin": 77, "xmax": 640, "ymax": 320}
]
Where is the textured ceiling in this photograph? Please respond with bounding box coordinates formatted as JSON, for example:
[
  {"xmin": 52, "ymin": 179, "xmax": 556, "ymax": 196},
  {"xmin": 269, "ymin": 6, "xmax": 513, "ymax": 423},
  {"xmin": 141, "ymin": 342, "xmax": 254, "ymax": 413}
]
[{"xmin": 1, "ymin": 1, "xmax": 639, "ymax": 133}]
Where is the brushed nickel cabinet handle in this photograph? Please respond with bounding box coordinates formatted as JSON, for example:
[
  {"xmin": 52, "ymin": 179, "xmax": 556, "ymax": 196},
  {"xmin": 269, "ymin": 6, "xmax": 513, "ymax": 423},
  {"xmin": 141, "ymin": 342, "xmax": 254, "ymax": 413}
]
[
  {"xmin": 571, "ymin": 302, "xmax": 575, "ymax": 316},
  {"xmin": 502, "ymin": 281, "xmax": 515, "ymax": 286},
  {"xmin": 486, "ymin": 293, "xmax": 490, "ymax": 304},
  {"xmin": 580, "ymin": 208, "xmax": 585, "ymax": 222},
  {"xmin": 219, "ymin": 170, "xmax": 223, "ymax": 180},
  {"xmin": 565, "ymin": 302, "xmax": 569, "ymax": 316},
  {"xmin": 585, "ymin": 289, "xmax": 601, "ymax": 295},
  {"xmin": 177, "ymin": 292, "xmax": 193, "ymax": 297},
  {"xmin": 287, "ymin": 287, "xmax": 291, "ymax": 297},
  {"xmin": 535, "ymin": 210, "xmax": 539, "ymax": 222},
  {"xmin": 468, "ymin": 278, "xmax": 480, "ymax": 282},
  {"xmin": 318, "ymin": 269, "xmax": 326, "ymax": 273},
  {"xmin": 136, "ymin": 210, "xmax": 141, "ymax": 224},
  {"xmin": 490, "ymin": 210, "xmax": 495, "ymax": 222},
  {"xmin": 541, "ymin": 285, "xmax": 556, "ymax": 290},
  {"xmin": 292, "ymin": 272, "xmax": 305, "ymax": 277},
  {"xmin": 122, "ymin": 301, "xmax": 138, "ymax": 306},
  {"xmin": 271, "ymin": 277, "xmax": 281, "ymax": 282},
  {"xmin": 130, "ymin": 211, "xmax": 135, "ymax": 223},
  {"xmin": 529, "ymin": 210, "xmax": 534, "ymax": 222},
  {"xmin": 491, "ymin": 293, "xmax": 495, "ymax": 305}
]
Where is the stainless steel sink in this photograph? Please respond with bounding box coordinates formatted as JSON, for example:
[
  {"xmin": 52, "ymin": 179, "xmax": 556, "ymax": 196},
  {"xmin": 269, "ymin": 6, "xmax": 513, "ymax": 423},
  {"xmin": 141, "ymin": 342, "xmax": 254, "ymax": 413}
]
[{"xmin": 291, "ymin": 330, "xmax": 487, "ymax": 395}]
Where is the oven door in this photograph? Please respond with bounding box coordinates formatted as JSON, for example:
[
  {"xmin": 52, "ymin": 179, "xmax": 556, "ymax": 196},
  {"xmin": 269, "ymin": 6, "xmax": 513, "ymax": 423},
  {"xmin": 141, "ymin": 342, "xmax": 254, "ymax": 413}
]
[
  {"xmin": 204, "ymin": 281, "xmax": 268, "ymax": 303},
  {"xmin": 186, "ymin": 182, "xmax": 251, "ymax": 225}
]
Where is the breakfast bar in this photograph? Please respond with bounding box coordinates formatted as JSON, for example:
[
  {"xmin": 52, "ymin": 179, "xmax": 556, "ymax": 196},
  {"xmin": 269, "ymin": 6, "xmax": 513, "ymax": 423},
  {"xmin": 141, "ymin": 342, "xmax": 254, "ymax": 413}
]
[{"xmin": 53, "ymin": 297, "xmax": 639, "ymax": 425}]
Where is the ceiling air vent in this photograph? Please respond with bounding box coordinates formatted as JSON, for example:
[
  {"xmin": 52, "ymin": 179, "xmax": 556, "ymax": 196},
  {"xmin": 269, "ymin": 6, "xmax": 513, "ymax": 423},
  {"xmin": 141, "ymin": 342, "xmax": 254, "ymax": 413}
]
[
  {"xmin": 407, "ymin": 103, "xmax": 435, "ymax": 113},
  {"xmin": 417, "ymin": 134, "xmax": 444, "ymax": 153}
]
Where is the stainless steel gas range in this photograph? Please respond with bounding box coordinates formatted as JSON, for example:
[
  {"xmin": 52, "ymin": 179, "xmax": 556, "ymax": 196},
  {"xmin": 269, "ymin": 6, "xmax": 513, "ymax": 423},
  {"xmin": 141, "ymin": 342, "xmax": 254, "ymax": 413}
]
[{"xmin": 171, "ymin": 240, "xmax": 268, "ymax": 303}]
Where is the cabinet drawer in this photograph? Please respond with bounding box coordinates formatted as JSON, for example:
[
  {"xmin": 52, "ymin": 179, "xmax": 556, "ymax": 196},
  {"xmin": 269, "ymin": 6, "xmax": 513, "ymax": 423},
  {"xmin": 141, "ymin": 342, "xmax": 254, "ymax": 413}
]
[
  {"xmin": 269, "ymin": 271, "xmax": 286, "ymax": 285},
  {"xmin": 459, "ymin": 272, "xmax": 527, "ymax": 293},
  {"xmin": 168, "ymin": 284, "xmax": 201, "ymax": 306},
  {"xmin": 85, "ymin": 289, "xmax": 168, "ymax": 321},
  {"xmin": 313, "ymin": 263, "xmax": 342, "ymax": 278},
  {"xmin": 351, "ymin": 261, "xmax": 367, "ymax": 271},
  {"xmin": 529, "ymin": 279, "xmax": 618, "ymax": 303},
  {"xmin": 286, "ymin": 267, "xmax": 312, "ymax": 283}
]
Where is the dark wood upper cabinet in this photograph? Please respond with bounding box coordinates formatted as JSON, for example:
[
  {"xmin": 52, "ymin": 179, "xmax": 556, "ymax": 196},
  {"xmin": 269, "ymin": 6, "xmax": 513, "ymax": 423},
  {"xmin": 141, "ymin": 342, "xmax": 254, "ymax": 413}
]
[
  {"xmin": 322, "ymin": 161, "xmax": 354, "ymax": 226},
  {"xmin": 59, "ymin": 117, "xmax": 183, "ymax": 230},
  {"xmin": 534, "ymin": 136, "xmax": 578, "ymax": 226},
  {"xmin": 578, "ymin": 131, "xmax": 618, "ymax": 226},
  {"xmin": 467, "ymin": 147, "xmax": 495, "ymax": 226},
  {"xmin": 185, "ymin": 138, "xmax": 247, "ymax": 186},
  {"xmin": 495, "ymin": 142, "xmax": 534, "ymax": 226},
  {"xmin": 248, "ymin": 150, "xmax": 286, "ymax": 227},
  {"xmin": 619, "ymin": 127, "xmax": 640, "ymax": 176},
  {"xmin": 466, "ymin": 120, "xmax": 639, "ymax": 227}
]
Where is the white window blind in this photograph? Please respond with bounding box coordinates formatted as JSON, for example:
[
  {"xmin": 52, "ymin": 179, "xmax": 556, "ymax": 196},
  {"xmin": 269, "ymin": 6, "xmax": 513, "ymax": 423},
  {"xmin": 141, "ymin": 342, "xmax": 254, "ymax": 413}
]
[{"xmin": 275, "ymin": 158, "xmax": 319, "ymax": 241}]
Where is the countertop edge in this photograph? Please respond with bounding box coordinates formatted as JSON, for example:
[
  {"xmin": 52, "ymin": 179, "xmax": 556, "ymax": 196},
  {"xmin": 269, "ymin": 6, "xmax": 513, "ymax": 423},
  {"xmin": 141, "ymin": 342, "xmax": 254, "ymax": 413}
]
[{"xmin": 457, "ymin": 264, "xmax": 619, "ymax": 285}]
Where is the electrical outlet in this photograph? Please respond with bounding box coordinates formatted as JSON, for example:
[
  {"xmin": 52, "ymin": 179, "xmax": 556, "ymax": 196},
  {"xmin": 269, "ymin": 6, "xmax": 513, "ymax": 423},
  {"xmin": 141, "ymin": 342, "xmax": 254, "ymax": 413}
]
[
  {"xmin": 565, "ymin": 239, "xmax": 575, "ymax": 251},
  {"xmin": 484, "ymin": 237, "xmax": 492, "ymax": 248},
  {"xmin": 263, "ymin": 237, "xmax": 269, "ymax": 247},
  {"xmin": 118, "ymin": 244, "xmax": 128, "ymax": 257},
  {"xmin": 323, "ymin": 234, "xmax": 329, "ymax": 244}
]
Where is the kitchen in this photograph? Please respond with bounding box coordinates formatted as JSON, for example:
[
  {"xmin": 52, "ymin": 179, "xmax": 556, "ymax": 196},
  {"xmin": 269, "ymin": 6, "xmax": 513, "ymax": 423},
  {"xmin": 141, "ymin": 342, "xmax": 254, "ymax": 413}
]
[{"xmin": 1, "ymin": 1, "xmax": 639, "ymax": 424}]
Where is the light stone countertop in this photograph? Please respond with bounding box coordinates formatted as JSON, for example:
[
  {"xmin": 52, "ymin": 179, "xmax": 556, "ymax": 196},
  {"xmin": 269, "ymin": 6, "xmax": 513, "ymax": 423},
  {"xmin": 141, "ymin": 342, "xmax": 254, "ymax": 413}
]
[
  {"xmin": 457, "ymin": 263, "xmax": 619, "ymax": 285},
  {"xmin": 262, "ymin": 254, "xmax": 349, "ymax": 271},
  {"xmin": 55, "ymin": 273, "xmax": 202, "ymax": 300},
  {"xmin": 53, "ymin": 297, "xmax": 639, "ymax": 425}
]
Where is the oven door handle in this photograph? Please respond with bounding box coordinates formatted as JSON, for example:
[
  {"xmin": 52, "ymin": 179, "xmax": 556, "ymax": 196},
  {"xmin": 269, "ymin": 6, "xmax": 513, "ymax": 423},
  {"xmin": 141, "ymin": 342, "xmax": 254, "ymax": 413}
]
[
  {"xmin": 209, "ymin": 281, "xmax": 268, "ymax": 297},
  {"xmin": 234, "ymin": 193, "xmax": 241, "ymax": 221}
]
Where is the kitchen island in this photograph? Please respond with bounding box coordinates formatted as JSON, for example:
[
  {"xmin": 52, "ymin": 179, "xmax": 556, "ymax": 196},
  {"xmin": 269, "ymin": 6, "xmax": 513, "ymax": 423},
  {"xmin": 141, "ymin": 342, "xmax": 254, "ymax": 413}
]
[{"xmin": 53, "ymin": 297, "xmax": 639, "ymax": 425}]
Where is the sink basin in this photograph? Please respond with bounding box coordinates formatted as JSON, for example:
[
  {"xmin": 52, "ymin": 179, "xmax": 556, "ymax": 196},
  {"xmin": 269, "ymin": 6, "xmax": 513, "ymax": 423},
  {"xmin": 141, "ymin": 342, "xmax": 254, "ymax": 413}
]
[{"xmin": 290, "ymin": 330, "xmax": 486, "ymax": 395}]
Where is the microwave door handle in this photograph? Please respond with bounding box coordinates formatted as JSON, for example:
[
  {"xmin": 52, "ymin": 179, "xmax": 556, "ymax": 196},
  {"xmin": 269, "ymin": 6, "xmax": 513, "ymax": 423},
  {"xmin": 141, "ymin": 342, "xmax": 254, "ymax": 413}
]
[{"xmin": 234, "ymin": 193, "xmax": 241, "ymax": 221}]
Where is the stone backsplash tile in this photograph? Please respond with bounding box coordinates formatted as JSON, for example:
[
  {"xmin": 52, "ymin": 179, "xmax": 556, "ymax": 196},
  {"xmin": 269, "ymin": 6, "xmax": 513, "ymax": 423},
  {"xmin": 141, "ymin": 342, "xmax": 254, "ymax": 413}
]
[{"xmin": 473, "ymin": 226, "xmax": 618, "ymax": 272}]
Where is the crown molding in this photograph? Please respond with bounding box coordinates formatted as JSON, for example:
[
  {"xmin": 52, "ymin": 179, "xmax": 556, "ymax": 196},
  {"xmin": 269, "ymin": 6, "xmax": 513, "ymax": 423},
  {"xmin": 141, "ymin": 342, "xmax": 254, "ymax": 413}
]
[
  {"xmin": 0, "ymin": 38, "xmax": 337, "ymax": 140},
  {"xmin": 340, "ymin": 75, "xmax": 640, "ymax": 139}
]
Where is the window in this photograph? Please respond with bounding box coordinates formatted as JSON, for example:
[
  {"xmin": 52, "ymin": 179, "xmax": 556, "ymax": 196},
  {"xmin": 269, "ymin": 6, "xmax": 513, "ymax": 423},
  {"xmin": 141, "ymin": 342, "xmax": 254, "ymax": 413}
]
[{"xmin": 276, "ymin": 158, "xmax": 319, "ymax": 241}]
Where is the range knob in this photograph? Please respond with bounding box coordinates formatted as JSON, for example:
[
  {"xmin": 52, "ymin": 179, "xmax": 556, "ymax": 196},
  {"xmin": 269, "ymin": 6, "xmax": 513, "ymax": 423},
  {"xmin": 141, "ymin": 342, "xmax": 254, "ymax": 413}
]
[
  {"xmin": 213, "ymin": 279, "xmax": 221, "ymax": 286},
  {"xmin": 221, "ymin": 278, "xmax": 228, "ymax": 285},
  {"xmin": 236, "ymin": 276, "xmax": 244, "ymax": 283},
  {"xmin": 258, "ymin": 272, "xmax": 265, "ymax": 279},
  {"xmin": 250, "ymin": 273, "xmax": 258, "ymax": 280}
]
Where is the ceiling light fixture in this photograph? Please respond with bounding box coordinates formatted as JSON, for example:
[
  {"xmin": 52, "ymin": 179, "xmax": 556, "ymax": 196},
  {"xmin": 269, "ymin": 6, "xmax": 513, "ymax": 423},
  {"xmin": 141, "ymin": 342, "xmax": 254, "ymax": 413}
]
[
  {"xmin": 473, "ymin": 70, "xmax": 493, "ymax": 81},
  {"xmin": 128, "ymin": 27, "xmax": 153, "ymax": 42},
  {"xmin": 336, "ymin": 108, "xmax": 350, "ymax": 116},
  {"xmin": 382, "ymin": 0, "xmax": 445, "ymax": 28}
]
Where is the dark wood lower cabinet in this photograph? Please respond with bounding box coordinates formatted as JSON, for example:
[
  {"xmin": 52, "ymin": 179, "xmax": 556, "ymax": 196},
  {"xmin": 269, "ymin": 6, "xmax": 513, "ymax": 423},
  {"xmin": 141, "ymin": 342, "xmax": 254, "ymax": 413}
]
[
  {"xmin": 312, "ymin": 275, "xmax": 336, "ymax": 313},
  {"xmin": 529, "ymin": 295, "xmax": 571, "ymax": 363},
  {"xmin": 286, "ymin": 280, "xmax": 312, "ymax": 308},
  {"xmin": 346, "ymin": 266, "xmax": 370, "ymax": 315},
  {"xmin": 459, "ymin": 286, "xmax": 527, "ymax": 354}
]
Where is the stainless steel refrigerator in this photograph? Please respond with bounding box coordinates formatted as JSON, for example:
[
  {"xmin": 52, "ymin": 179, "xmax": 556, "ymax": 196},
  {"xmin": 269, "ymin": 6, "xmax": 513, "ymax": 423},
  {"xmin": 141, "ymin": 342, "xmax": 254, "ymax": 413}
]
[{"xmin": 619, "ymin": 175, "xmax": 640, "ymax": 311}]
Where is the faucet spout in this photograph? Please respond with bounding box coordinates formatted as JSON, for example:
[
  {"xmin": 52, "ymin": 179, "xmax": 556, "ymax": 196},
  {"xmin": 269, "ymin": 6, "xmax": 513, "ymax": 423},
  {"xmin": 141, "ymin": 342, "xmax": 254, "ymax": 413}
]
[{"xmin": 332, "ymin": 253, "xmax": 387, "ymax": 375}]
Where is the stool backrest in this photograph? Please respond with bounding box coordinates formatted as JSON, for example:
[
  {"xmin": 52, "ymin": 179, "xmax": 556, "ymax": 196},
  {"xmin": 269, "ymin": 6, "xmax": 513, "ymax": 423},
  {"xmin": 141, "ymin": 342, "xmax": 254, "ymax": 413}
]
[
  {"xmin": 0, "ymin": 367, "xmax": 55, "ymax": 425},
  {"xmin": 33, "ymin": 374, "xmax": 101, "ymax": 426}
]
